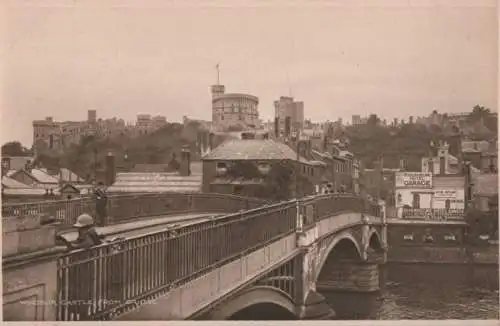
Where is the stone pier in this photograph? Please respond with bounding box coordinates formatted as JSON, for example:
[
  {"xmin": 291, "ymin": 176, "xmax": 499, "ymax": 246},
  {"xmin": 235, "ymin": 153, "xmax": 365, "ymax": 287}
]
[
  {"xmin": 2, "ymin": 214, "xmax": 65, "ymax": 321},
  {"xmin": 316, "ymin": 260, "xmax": 381, "ymax": 319}
]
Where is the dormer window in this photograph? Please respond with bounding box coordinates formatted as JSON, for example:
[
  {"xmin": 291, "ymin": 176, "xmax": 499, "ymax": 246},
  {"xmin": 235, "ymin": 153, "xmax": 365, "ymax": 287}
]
[
  {"xmin": 257, "ymin": 162, "xmax": 271, "ymax": 175},
  {"xmin": 216, "ymin": 162, "xmax": 228, "ymax": 175}
]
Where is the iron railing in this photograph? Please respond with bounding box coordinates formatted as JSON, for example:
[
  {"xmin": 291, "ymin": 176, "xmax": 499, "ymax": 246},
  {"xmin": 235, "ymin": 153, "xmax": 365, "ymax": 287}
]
[
  {"xmin": 402, "ymin": 208, "xmax": 465, "ymax": 221},
  {"xmin": 54, "ymin": 193, "xmax": 382, "ymax": 320},
  {"xmin": 56, "ymin": 200, "xmax": 298, "ymax": 320},
  {"xmin": 299, "ymin": 194, "xmax": 379, "ymax": 228},
  {"xmin": 2, "ymin": 193, "xmax": 267, "ymax": 227}
]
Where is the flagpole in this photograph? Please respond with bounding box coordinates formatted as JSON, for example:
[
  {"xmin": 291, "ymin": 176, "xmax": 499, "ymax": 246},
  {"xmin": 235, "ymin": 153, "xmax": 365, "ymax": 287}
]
[{"xmin": 216, "ymin": 63, "xmax": 220, "ymax": 85}]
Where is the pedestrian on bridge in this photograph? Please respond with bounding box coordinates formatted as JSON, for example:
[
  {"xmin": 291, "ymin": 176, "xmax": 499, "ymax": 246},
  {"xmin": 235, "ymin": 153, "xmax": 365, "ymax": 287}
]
[{"xmin": 67, "ymin": 214, "xmax": 102, "ymax": 250}]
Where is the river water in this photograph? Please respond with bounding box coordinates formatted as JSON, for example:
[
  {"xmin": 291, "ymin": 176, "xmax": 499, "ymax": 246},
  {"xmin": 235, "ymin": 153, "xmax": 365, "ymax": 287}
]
[{"xmin": 323, "ymin": 263, "xmax": 499, "ymax": 320}]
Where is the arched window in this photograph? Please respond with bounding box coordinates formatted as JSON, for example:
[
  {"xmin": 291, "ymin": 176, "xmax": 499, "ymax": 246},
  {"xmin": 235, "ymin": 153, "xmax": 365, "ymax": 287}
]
[
  {"xmin": 412, "ymin": 193, "xmax": 420, "ymax": 209},
  {"xmin": 445, "ymin": 199, "xmax": 451, "ymax": 210}
]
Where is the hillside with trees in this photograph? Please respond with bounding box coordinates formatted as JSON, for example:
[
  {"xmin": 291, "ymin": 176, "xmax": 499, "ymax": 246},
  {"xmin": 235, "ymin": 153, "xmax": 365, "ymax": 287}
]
[
  {"xmin": 2, "ymin": 121, "xmax": 228, "ymax": 181},
  {"xmin": 334, "ymin": 106, "xmax": 497, "ymax": 169}
]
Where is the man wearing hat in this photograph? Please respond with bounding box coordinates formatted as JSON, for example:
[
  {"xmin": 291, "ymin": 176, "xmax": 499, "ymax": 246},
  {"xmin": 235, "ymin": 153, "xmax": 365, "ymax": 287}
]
[{"xmin": 66, "ymin": 213, "xmax": 102, "ymax": 250}]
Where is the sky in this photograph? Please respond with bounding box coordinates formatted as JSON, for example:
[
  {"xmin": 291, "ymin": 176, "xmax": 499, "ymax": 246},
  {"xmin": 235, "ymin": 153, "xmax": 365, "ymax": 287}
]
[{"xmin": 1, "ymin": 0, "xmax": 498, "ymax": 146}]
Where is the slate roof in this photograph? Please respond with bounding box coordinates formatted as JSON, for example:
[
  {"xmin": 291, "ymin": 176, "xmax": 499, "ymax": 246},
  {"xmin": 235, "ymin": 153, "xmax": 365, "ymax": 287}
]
[
  {"xmin": 202, "ymin": 139, "xmax": 308, "ymax": 162},
  {"xmin": 107, "ymin": 172, "xmax": 202, "ymax": 193},
  {"xmin": 30, "ymin": 169, "xmax": 60, "ymax": 184},
  {"xmin": 473, "ymin": 174, "xmax": 498, "ymax": 196},
  {"xmin": 59, "ymin": 168, "xmax": 85, "ymax": 183},
  {"xmin": 1, "ymin": 176, "xmax": 31, "ymax": 188}
]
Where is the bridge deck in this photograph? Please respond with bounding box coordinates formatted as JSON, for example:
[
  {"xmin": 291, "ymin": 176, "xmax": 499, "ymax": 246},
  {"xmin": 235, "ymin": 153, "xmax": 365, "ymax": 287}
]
[{"xmin": 59, "ymin": 212, "xmax": 220, "ymax": 242}]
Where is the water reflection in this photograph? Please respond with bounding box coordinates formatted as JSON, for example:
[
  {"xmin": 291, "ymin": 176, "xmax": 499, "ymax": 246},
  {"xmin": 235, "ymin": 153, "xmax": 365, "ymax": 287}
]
[{"xmin": 322, "ymin": 263, "xmax": 499, "ymax": 320}]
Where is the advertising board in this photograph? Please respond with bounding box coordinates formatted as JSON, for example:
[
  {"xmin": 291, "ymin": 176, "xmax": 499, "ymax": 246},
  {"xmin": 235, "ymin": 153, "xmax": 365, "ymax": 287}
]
[
  {"xmin": 434, "ymin": 189, "xmax": 458, "ymax": 199},
  {"xmin": 395, "ymin": 172, "xmax": 432, "ymax": 189}
]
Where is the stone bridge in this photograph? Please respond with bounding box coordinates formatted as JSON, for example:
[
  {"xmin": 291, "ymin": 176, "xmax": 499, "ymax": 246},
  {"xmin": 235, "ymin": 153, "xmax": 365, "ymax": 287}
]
[{"xmin": 2, "ymin": 193, "xmax": 386, "ymax": 321}]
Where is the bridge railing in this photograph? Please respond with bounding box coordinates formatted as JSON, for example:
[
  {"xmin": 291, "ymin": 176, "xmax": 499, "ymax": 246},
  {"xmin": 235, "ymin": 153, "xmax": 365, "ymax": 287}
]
[
  {"xmin": 105, "ymin": 193, "xmax": 266, "ymax": 224},
  {"xmin": 2, "ymin": 193, "xmax": 268, "ymax": 227},
  {"xmin": 55, "ymin": 193, "xmax": 383, "ymax": 320},
  {"xmin": 56, "ymin": 199, "xmax": 298, "ymax": 320},
  {"xmin": 2, "ymin": 198, "xmax": 97, "ymax": 226},
  {"xmin": 299, "ymin": 194, "xmax": 381, "ymax": 227}
]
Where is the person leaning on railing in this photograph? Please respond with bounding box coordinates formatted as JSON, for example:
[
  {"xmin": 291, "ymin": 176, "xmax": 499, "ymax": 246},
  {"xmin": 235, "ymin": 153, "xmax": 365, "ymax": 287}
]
[{"xmin": 57, "ymin": 214, "xmax": 103, "ymax": 250}]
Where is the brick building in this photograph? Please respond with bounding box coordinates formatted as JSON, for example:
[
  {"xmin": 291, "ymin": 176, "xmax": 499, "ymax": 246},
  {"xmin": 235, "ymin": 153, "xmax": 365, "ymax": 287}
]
[{"xmin": 201, "ymin": 139, "xmax": 325, "ymax": 199}]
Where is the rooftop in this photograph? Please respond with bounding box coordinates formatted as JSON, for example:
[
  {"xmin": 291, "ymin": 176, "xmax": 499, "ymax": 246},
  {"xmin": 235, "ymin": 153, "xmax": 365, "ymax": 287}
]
[
  {"xmin": 107, "ymin": 172, "xmax": 202, "ymax": 193},
  {"xmin": 1, "ymin": 176, "xmax": 31, "ymax": 188},
  {"xmin": 202, "ymin": 139, "xmax": 308, "ymax": 162}
]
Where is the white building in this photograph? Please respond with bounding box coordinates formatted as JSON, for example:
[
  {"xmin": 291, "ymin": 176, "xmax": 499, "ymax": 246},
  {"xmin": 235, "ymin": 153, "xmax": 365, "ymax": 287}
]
[{"xmin": 394, "ymin": 171, "xmax": 465, "ymax": 220}]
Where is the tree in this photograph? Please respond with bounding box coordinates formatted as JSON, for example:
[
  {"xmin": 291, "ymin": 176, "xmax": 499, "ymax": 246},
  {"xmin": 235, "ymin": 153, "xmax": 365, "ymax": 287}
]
[{"xmin": 2, "ymin": 141, "xmax": 29, "ymax": 156}]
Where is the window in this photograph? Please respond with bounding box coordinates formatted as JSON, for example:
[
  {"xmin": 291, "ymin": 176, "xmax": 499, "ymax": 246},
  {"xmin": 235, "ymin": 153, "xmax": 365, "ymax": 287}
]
[
  {"xmin": 216, "ymin": 162, "xmax": 228, "ymax": 176},
  {"xmin": 412, "ymin": 193, "xmax": 420, "ymax": 209},
  {"xmin": 428, "ymin": 160, "xmax": 434, "ymax": 174},
  {"xmin": 445, "ymin": 199, "xmax": 451, "ymax": 210}
]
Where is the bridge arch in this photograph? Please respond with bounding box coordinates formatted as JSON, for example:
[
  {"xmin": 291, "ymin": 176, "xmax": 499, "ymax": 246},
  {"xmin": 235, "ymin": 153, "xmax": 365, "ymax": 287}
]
[
  {"xmin": 208, "ymin": 286, "xmax": 297, "ymax": 320},
  {"xmin": 368, "ymin": 228, "xmax": 383, "ymax": 251},
  {"xmin": 315, "ymin": 231, "xmax": 363, "ymax": 282}
]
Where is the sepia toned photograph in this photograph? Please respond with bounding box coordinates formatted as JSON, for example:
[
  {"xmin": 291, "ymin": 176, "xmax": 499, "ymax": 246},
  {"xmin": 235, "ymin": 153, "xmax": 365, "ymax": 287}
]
[{"xmin": 1, "ymin": 0, "xmax": 498, "ymax": 322}]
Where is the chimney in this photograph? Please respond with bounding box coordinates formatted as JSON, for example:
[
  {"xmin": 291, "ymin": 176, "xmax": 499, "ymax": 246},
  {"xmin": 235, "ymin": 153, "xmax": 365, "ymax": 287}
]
[
  {"xmin": 180, "ymin": 145, "xmax": 191, "ymax": 176},
  {"xmin": 59, "ymin": 169, "xmax": 63, "ymax": 186},
  {"xmin": 285, "ymin": 116, "xmax": 291, "ymax": 138},
  {"xmin": 399, "ymin": 157, "xmax": 407, "ymax": 171},
  {"xmin": 274, "ymin": 117, "xmax": 279, "ymax": 138},
  {"xmin": 306, "ymin": 139, "xmax": 312, "ymax": 160},
  {"xmin": 297, "ymin": 140, "xmax": 307, "ymax": 159},
  {"xmin": 105, "ymin": 152, "xmax": 116, "ymax": 186},
  {"xmin": 25, "ymin": 160, "xmax": 32, "ymax": 173},
  {"xmin": 1, "ymin": 157, "xmax": 11, "ymax": 177},
  {"xmin": 209, "ymin": 133, "xmax": 214, "ymax": 151},
  {"xmin": 439, "ymin": 156, "xmax": 445, "ymax": 175},
  {"xmin": 464, "ymin": 162, "xmax": 473, "ymax": 206}
]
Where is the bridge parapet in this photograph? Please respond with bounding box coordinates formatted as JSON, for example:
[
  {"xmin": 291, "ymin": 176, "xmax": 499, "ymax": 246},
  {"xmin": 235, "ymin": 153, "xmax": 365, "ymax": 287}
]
[
  {"xmin": 298, "ymin": 194, "xmax": 381, "ymax": 230},
  {"xmin": 56, "ymin": 199, "xmax": 298, "ymax": 320},
  {"xmin": 2, "ymin": 193, "xmax": 268, "ymax": 228},
  {"xmin": 3, "ymin": 193, "xmax": 385, "ymax": 321}
]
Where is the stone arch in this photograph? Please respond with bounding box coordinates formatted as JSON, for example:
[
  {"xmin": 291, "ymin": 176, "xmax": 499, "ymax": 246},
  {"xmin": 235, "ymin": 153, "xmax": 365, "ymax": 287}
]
[
  {"xmin": 367, "ymin": 228, "xmax": 383, "ymax": 251},
  {"xmin": 315, "ymin": 231, "xmax": 363, "ymax": 282},
  {"xmin": 208, "ymin": 286, "xmax": 297, "ymax": 320}
]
